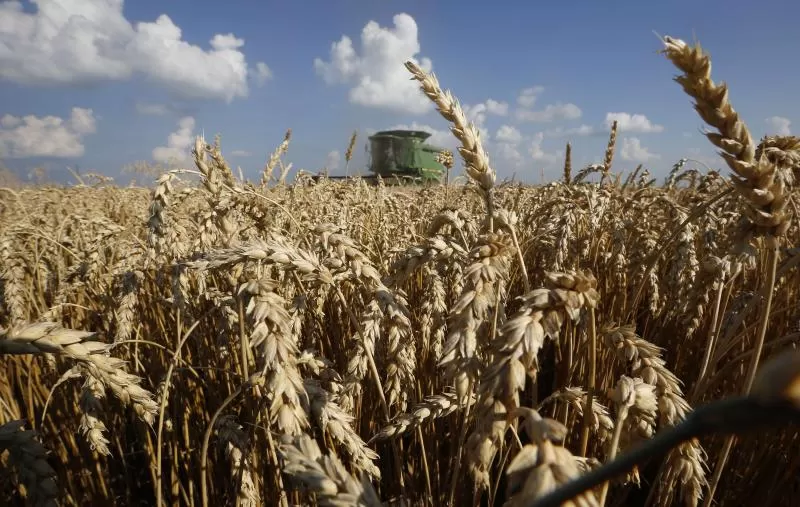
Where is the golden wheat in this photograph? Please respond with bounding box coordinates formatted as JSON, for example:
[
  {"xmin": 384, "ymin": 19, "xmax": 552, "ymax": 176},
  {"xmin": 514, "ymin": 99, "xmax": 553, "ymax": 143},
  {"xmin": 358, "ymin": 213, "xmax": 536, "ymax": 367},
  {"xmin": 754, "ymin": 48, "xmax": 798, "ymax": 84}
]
[{"xmin": 1, "ymin": 33, "xmax": 799, "ymax": 507}]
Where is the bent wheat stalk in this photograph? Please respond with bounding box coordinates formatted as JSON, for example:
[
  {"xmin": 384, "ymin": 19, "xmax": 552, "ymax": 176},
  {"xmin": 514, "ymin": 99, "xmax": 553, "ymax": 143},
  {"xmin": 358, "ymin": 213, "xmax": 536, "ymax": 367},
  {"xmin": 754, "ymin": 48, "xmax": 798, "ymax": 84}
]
[{"xmin": 533, "ymin": 349, "xmax": 800, "ymax": 507}]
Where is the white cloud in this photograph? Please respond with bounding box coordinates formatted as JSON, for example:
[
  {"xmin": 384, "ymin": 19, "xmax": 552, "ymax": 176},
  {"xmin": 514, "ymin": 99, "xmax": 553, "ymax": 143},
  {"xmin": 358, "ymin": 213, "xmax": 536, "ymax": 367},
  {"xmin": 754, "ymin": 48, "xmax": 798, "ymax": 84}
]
[
  {"xmin": 462, "ymin": 105, "xmax": 484, "ymax": 125},
  {"xmin": 485, "ymin": 99, "xmax": 509, "ymax": 116},
  {"xmin": 620, "ymin": 137, "xmax": 659, "ymax": 162},
  {"xmin": 0, "ymin": 107, "xmax": 96, "ymax": 158},
  {"xmin": 491, "ymin": 130, "xmax": 562, "ymax": 177},
  {"xmin": 462, "ymin": 100, "xmax": 507, "ymax": 141},
  {"xmin": 568, "ymin": 124, "xmax": 595, "ymax": 136},
  {"xmin": 0, "ymin": 0, "xmax": 258, "ymax": 102},
  {"xmin": 605, "ymin": 113, "xmax": 664, "ymax": 133},
  {"xmin": 515, "ymin": 87, "xmax": 581, "ymax": 122},
  {"xmin": 494, "ymin": 141, "xmax": 524, "ymax": 171},
  {"xmin": 765, "ymin": 116, "xmax": 791, "ymax": 136},
  {"xmin": 496, "ymin": 125, "xmax": 522, "ymax": 145},
  {"xmin": 465, "ymin": 99, "xmax": 508, "ymax": 125},
  {"xmin": 152, "ymin": 116, "xmax": 196, "ymax": 164},
  {"xmin": 69, "ymin": 107, "xmax": 96, "ymax": 135},
  {"xmin": 313, "ymin": 13, "xmax": 433, "ymax": 114},
  {"xmin": 491, "ymin": 125, "xmax": 525, "ymax": 173},
  {"xmin": 253, "ymin": 62, "xmax": 272, "ymax": 86},
  {"xmin": 517, "ymin": 86, "xmax": 544, "ymax": 108},
  {"xmin": 517, "ymin": 103, "xmax": 582, "ymax": 122},
  {"xmin": 230, "ymin": 149, "xmax": 252, "ymax": 157},
  {"xmin": 325, "ymin": 150, "xmax": 341, "ymax": 171},
  {"xmin": 529, "ymin": 132, "xmax": 559, "ymax": 163},
  {"xmin": 546, "ymin": 124, "xmax": 596, "ymax": 137}
]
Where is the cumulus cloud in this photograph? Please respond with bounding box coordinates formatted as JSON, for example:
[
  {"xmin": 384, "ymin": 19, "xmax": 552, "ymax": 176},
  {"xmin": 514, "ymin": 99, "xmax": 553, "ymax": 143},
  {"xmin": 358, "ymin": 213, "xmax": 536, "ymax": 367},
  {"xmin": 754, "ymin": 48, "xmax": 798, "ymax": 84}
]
[
  {"xmin": 496, "ymin": 125, "xmax": 522, "ymax": 145},
  {"xmin": 517, "ymin": 86, "xmax": 544, "ymax": 108},
  {"xmin": 605, "ymin": 113, "xmax": 664, "ymax": 133},
  {"xmin": 465, "ymin": 99, "xmax": 508, "ymax": 126},
  {"xmin": 517, "ymin": 103, "xmax": 582, "ymax": 122},
  {"xmin": 313, "ymin": 13, "xmax": 433, "ymax": 114},
  {"xmin": 515, "ymin": 87, "xmax": 581, "ymax": 122},
  {"xmin": 494, "ymin": 142, "xmax": 524, "ymax": 171},
  {"xmin": 491, "ymin": 130, "xmax": 562, "ymax": 177},
  {"xmin": 620, "ymin": 137, "xmax": 659, "ymax": 162},
  {"xmin": 0, "ymin": 107, "xmax": 96, "ymax": 158},
  {"xmin": 546, "ymin": 124, "xmax": 596, "ymax": 137},
  {"xmin": 0, "ymin": 0, "xmax": 260, "ymax": 102},
  {"xmin": 765, "ymin": 116, "xmax": 791, "ymax": 136},
  {"xmin": 529, "ymin": 132, "xmax": 560, "ymax": 163},
  {"xmin": 484, "ymin": 99, "xmax": 509, "ymax": 116},
  {"xmin": 490, "ymin": 125, "xmax": 523, "ymax": 174},
  {"xmin": 253, "ymin": 62, "xmax": 272, "ymax": 86},
  {"xmin": 325, "ymin": 150, "xmax": 341, "ymax": 171},
  {"xmin": 461, "ymin": 100, "xmax": 507, "ymax": 141},
  {"xmin": 69, "ymin": 107, "xmax": 96, "ymax": 135},
  {"xmin": 152, "ymin": 116, "xmax": 196, "ymax": 164}
]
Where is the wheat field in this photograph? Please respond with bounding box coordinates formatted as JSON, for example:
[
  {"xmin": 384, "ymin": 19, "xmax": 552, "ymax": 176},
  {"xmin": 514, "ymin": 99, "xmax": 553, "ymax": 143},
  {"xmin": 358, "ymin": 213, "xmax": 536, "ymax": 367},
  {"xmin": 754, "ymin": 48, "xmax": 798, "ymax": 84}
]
[{"xmin": 2, "ymin": 35, "xmax": 800, "ymax": 507}]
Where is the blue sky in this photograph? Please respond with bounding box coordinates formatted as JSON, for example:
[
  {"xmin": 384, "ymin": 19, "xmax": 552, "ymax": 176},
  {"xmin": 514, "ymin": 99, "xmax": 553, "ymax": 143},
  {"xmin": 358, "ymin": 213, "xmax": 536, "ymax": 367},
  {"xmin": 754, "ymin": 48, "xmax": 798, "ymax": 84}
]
[{"xmin": 1, "ymin": 0, "xmax": 798, "ymax": 185}]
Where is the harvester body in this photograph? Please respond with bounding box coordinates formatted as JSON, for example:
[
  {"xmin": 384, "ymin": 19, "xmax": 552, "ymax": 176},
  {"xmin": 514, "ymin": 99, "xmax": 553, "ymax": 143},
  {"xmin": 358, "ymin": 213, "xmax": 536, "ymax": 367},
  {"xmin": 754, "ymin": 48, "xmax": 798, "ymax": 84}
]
[{"xmin": 367, "ymin": 130, "xmax": 446, "ymax": 184}]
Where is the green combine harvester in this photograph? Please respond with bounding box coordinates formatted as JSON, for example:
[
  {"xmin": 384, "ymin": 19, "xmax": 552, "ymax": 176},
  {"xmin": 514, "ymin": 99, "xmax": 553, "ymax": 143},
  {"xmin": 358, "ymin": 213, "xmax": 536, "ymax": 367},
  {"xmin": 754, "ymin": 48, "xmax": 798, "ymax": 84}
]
[{"xmin": 314, "ymin": 129, "xmax": 447, "ymax": 185}]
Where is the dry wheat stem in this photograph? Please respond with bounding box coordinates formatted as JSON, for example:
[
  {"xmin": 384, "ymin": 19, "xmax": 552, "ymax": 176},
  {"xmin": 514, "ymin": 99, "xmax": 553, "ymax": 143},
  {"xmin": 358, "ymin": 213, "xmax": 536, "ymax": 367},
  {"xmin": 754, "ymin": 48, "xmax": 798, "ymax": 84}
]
[
  {"xmin": 155, "ymin": 319, "xmax": 201, "ymax": 507},
  {"xmin": 660, "ymin": 34, "xmax": 791, "ymax": 506},
  {"xmin": 200, "ymin": 381, "xmax": 247, "ymax": 507},
  {"xmin": 577, "ymin": 307, "xmax": 597, "ymax": 457},
  {"xmin": 534, "ymin": 348, "xmax": 800, "ymax": 507},
  {"xmin": 703, "ymin": 243, "xmax": 779, "ymax": 506}
]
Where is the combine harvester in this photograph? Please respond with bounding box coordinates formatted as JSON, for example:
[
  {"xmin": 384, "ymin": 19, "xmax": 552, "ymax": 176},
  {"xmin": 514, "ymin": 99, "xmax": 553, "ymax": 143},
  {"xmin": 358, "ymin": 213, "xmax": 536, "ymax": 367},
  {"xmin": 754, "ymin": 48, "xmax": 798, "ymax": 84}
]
[{"xmin": 313, "ymin": 129, "xmax": 447, "ymax": 185}]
